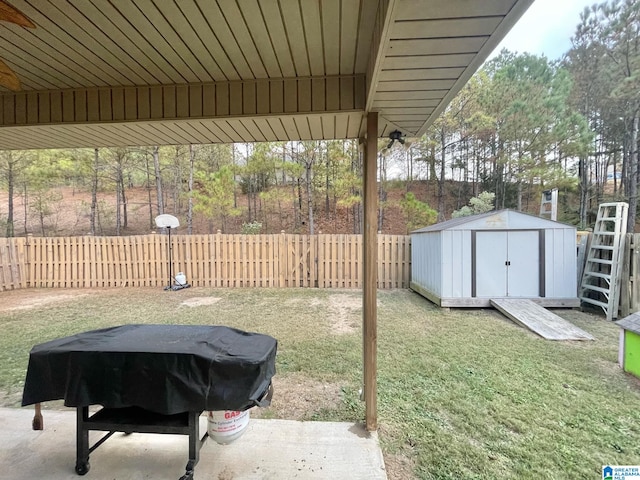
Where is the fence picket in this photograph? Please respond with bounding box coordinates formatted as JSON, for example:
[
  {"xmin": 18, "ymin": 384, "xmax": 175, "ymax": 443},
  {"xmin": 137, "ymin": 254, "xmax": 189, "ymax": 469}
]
[
  {"xmin": 212, "ymin": 234, "xmax": 220, "ymax": 287},
  {"xmin": 0, "ymin": 239, "xmax": 8, "ymax": 288}
]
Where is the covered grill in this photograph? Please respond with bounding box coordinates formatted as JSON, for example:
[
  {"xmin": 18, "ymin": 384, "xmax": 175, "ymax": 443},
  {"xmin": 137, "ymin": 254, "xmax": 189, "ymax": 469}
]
[{"xmin": 22, "ymin": 324, "xmax": 277, "ymax": 480}]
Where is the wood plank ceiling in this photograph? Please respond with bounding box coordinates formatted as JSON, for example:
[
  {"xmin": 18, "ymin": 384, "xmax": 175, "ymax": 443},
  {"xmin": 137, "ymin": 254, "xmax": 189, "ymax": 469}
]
[{"xmin": 0, "ymin": 0, "xmax": 532, "ymax": 149}]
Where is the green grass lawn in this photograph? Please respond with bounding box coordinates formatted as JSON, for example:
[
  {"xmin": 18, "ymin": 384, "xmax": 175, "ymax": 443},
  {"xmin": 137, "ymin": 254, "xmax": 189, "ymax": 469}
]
[{"xmin": 1, "ymin": 287, "xmax": 638, "ymax": 479}]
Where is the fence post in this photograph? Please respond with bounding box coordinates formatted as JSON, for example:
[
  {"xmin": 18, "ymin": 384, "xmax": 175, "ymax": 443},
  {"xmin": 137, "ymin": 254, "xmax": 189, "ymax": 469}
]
[
  {"xmin": 632, "ymin": 234, "xmax": 640, "ymax": 313},
  {"xmin": 14, "ymin": 237, "xmax": 26, "ymax": 289},
  {"xmin": 620, "ymin": 233, "xmax": 632, "ymax": 318},
  {"xmin": 576, "ymin": 232, "xmax": 590, "ymax": 290},
  {"xmin": 28, "ymin": 234, "xmax": 39, "ymax": 288}
]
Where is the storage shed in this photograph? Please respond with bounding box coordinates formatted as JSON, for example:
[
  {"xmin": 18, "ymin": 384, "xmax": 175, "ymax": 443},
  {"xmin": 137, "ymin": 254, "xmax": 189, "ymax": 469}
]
[
  {"xmin": 410, "ymin": 210, "xmax": 579, "ymax": 307},
  {"xmin": 615, "ymin": 313, "xmax": 640, "ymax": 379}
]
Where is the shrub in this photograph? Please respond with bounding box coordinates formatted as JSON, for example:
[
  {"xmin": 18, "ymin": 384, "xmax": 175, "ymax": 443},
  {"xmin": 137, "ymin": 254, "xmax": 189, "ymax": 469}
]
[{"xmin": 241, "ymin": 221, "xmax": 263, "ymax": 235}]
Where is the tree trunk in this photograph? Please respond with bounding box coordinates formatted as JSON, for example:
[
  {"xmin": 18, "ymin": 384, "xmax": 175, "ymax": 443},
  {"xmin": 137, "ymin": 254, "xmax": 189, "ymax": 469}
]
[
  {"xmin": 187, "ymin": 145, "xmax": 195, "ymax": 234},
  {"xmin": 353, "ymin": 147, "xmax": 362, "ymax": 234},
  {"xmin": 517, "ymin": 182, "xmax": 523, "ymax": 212},
  {"xmin": 253, "ymin": 181, "xmax": 258, "ymax": 220},
  {"xmin": 90, "ymin": 148, "xmax": 99, "ymax": 236},
  {"xmin": 297, "ymin": 177, "xmax": 303, "ymax": 230},
  {"xmin": 173, "ymin": 147, "xmax": 181, "ymax": 212},
  {"xmin": 115, "ymin": 171, "xmax": 121, "ymax": 236},
  {"xmin": 22, "ymin": 182, "xmax": 28, "ymax": 235},
  {"xmin": 292, "ymin": 182, "xmax": 299, "ymax": 230},
  {"xmin": 352, "ymin": 204, "xmax": 357, "ymax": 234},
  {"xmin": 472, "ymin": 143, "xmax": 479, "ymax": 187},
  {"xmin": 378, "ymin": 151, "xmax": 386, "ymax": 232},
  {"xmin": 579, "ymin": 155, "xmax": 589, "ymax": 229},
  {"xmin": 516, "ymin": 152, "xmax": 523, "ymax": 212},
  {"xmin": 278, "ymin": 198, "xmax": 284, "ymax": 231},
  {"xmin": 121, "ymin": 175, "xmax": 128, "ymax": 229},
  {"xmin": 494, "ymin": 139, "xmax": 506, "ymax": 210},
  {"xmin": 429, "ymin": 146, "xmax": 437, "ymax": 183},
  {"xmin": 6, "ymin": 155, "xmax": 14, "ymax": 237},
  {"xmin": 325, "ymin": 145, "xmax": 330, "ymax": 215},
  {"xmin": 153, "ymin": 146, "xmax": 164, "ymax": 216},
  {"xmin": 115, "ymin": 155, "xmax": 124, "ymax": 235},
  {"xmin": 247, "ymin": 179, "xmax": 253, "ymax": 222},
  {"xmin": 232, "ymin": 145, "xmax": 238, "ymax": 209},
  {"xmin": 627, "ymin": 114, "xmax": 639, "ymax": 233},
  {"xmin": 145, "ymin": 155, "xmax": 154, "ymax": 230},
  {"xmin": 306, "ymin": 160, "xmax": 315, "ymax": 235},
  {"xmin": 325, "ymin": 170, "xmax": 330, "ymax": 215},
  {"xmin": 39, "ymin": 213, "xmax": 45, "ymax": 237},
  {"xmin": 437, "ymin": 130, "xmax": 446, "ymax": 221}
]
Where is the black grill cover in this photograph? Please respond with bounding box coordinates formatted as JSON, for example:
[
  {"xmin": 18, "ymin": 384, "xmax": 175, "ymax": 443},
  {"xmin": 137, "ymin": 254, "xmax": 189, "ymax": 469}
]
[{"xmin": 22, "ymin": 324, "xmax": 277, "ymax": 415}]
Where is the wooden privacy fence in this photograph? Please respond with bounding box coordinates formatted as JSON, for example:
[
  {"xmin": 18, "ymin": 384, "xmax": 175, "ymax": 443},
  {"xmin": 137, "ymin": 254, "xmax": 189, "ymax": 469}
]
[
  {"xmin": 0, "ymin": 237, "xmax": 24, "ymax": 291},
  {"xmin": 0, "ymin": 234, "xmax": 411, "ymax": 291},
  {"xmin": 619, "ymin": 233, "xmax": 640, "ymax": 317}
]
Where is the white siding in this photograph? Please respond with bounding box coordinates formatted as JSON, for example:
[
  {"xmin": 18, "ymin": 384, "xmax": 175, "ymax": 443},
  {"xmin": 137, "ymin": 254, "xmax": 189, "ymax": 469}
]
[
  {"xmin": 441, "ymin": 231, "xmax": 452, "ymax": 297},
  {"xmin": 441, "ymin": 230, "xmax": 470, "ymax": 297},
  {"xmin": 544, "ymin": 228, "xmax": 577, "ymax": 298},
  {"xmin": 411, "ymin": 232, "xmax": 442, "ymax": 296}
]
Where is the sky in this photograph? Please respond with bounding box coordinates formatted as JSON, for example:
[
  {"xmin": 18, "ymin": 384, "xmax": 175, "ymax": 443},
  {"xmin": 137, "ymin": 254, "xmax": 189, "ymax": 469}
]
[{"xmin": 490, "ymin": 0, "xmax": 596, "ymax": 59}]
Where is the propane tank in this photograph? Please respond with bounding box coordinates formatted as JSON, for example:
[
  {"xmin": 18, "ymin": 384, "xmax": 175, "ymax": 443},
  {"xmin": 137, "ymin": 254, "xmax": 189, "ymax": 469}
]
[
  {"xmin": 207, "ymin": 410, "xmax": 250, "ymax": 444},
  {"xmin": 175, "ymin": 272, "xmax": 187, "ymax": 285}
]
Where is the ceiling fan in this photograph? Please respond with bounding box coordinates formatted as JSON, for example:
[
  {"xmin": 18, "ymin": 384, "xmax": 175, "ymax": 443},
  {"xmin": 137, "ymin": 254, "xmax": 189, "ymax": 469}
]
[{"xmin": 0, "ymin": 0, "xmax": 35, "ymax": 91}]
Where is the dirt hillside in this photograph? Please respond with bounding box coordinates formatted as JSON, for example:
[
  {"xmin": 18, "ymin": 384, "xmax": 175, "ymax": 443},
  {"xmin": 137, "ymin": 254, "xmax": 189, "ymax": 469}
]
[{"xmin": 0, "ymin": 180, "xmax": 536, "ymax": 237}]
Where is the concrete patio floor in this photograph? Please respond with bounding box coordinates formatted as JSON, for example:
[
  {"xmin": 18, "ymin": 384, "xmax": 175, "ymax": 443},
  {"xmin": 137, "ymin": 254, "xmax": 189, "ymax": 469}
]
[{"xmin": 0, "ymin": 407, "xmax": 387, "ymax": 479}]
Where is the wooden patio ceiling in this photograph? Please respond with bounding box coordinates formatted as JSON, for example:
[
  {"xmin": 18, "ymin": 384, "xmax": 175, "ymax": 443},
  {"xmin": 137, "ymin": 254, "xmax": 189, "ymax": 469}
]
[{"xmin": 0, "ymin": 0, "xmax": 533, "ymax": 149}]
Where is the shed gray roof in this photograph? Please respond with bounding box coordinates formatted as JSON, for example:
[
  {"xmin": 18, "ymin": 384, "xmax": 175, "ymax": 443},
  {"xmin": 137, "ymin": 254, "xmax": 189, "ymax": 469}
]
[
  {"xmin": 616, "ymin": 313, "xmax": 640, "ymax": 335},
  {"xmin": 411, "ymin": 209, "xmax": 575, "ymax": 234}
]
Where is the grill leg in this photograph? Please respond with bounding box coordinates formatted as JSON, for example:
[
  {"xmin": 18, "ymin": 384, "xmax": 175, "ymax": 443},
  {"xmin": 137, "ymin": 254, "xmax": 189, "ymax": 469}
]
[
  {"xmin": 179, "ymin": 412, "xmax": 207, "ymax": 480},
  {"xmin": 32, "ymin": 403, "xmax": 44, "ymax": 430},
  {"xmin": 75, "ymin": 407, "xmax": 90, "ymax": 475}
]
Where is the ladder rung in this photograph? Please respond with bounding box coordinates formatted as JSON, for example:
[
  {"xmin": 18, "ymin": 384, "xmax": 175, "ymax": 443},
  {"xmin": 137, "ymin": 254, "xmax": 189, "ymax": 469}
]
[
  {"xmin": 586, "ymin": 256, "xmax": 614, "ymax": 262},
  {"xmin": 587, "ymin": 258, "xmax": 613, "ymax": 265},
  {"xmin": 581, "ymin": 285, "xmax": 611, "ymax": 295},
  {"xmin": 589, "ymin": 254, "xmax": 615, "ymax": 260},
  {"xmin": 583, "ymin": 272, "xmax": 612, "ymax": 281},
  {"xmin": 580, "ymin": 297, "xmax": 609, "ymax": 309},
  {"xmin": 582, "ymin": 281, "xmax": 612, "ymax": 289},
  {"xmin": 591, "ymin": 245, "xmax": 614, "ymax": 251},
  {"xmin": 586, "ymin": 254, "xmax": 613, "ymax": 261}
]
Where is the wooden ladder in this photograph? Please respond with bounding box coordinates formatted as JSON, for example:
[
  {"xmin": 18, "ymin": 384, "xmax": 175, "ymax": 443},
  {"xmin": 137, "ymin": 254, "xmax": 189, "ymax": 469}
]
[{"xmin": 579, "ymin": 202, "xmax": 628, "ymax": 320}]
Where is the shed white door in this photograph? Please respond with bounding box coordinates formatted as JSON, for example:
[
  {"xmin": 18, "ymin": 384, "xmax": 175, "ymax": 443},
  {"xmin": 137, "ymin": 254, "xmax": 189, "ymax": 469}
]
[{"xmin": 474, "ymin": 231, "xmax": 540, "ymax": 297}]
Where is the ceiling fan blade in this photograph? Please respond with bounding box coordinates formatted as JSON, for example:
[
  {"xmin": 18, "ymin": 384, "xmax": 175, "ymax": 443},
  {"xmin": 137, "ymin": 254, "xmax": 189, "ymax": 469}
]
[
  {"xmin": 0, "ymin": 58, "xmax": 21, "ymax": 91},
  {"xmin": 0, "ymin": 0, "xmax": 35, "ymax": 28}
]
